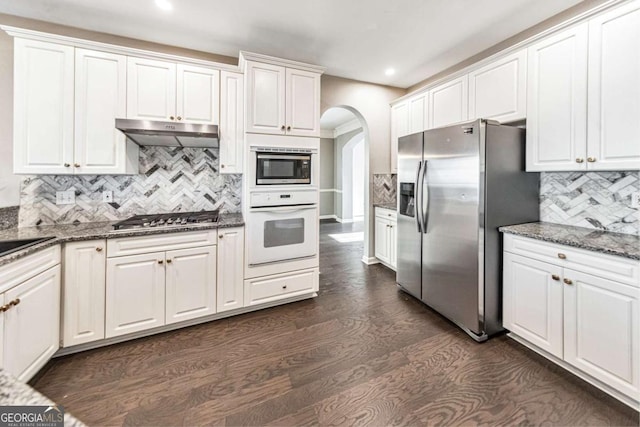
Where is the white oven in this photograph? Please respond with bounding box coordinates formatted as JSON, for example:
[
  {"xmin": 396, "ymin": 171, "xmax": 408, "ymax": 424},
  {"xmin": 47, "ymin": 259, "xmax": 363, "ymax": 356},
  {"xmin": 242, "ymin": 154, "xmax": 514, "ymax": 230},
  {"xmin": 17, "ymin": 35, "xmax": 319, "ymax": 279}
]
[{"xmin": 247, "ymin": 189, "xmax": 318, "ymax": 266}]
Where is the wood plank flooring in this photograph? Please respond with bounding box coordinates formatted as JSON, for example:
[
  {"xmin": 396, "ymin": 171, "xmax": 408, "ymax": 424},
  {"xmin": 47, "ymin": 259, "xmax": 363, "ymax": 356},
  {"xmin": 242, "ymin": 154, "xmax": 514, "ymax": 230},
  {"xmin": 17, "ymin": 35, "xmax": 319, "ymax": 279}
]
[{"xmin": 32, "ymin": 220, "xmax": 639, "ymax": 426}]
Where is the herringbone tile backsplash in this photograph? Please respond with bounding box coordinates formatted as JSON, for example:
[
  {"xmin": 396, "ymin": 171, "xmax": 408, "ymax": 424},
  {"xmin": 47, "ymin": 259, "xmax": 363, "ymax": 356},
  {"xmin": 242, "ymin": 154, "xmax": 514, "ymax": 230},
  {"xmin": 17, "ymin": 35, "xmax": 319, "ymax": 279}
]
[
  {"xmin": 540, "ymin": 171, "xmax": 639, "ymax": 236},
  {"xmin": 373, "ymin": 174, "xmax": 397, "ymax": 205},
  {"xmin": 19, "ymin": 147, "xmax": 242, "ymax": 227}
]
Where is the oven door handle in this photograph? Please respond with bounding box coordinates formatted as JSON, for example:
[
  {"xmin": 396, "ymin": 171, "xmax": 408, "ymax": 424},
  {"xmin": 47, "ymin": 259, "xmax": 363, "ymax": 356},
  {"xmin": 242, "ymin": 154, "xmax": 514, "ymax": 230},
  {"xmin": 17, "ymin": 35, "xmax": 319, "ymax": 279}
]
[{"xmin": 250, "ymin": 205, "xmax": 317, "ymax": 213}]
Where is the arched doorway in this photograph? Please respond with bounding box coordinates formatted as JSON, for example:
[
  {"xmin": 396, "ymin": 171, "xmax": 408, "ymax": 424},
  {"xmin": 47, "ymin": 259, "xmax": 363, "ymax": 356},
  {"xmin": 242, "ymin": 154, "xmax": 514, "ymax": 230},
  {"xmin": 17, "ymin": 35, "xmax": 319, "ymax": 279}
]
[{"xmin": 319, "ymin": 106, "xmax": 371, "ymax": 264}]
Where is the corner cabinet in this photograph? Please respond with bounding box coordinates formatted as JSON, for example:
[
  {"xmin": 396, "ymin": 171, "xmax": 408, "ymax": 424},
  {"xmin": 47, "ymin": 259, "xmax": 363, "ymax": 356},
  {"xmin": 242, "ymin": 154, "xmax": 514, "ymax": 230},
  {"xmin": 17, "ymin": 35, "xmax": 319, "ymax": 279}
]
[
  {"xmin": 219, "ymin": 71, "xmax": 244, "ymax": 174},
  {"xmin": 503, "ymin": 234, "xmax": 640, "ymax": 408},
  {"xmin": 374, "ymin": 207, "xmax": 397, "ymax": 270},
  {"xmin": 13, "ymin": 39, "xmax": 137, "ymax": 175},
  {"xmin": 243, "ymin": 53, "xmax": 323, "ymax": 137}
]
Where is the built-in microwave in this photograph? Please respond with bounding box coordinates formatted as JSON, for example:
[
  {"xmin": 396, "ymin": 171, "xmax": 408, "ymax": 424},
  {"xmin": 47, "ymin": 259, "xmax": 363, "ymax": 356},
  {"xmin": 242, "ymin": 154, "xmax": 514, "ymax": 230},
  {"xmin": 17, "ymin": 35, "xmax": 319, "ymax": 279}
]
[{"xmin": 254, "ymin": 148, "xmax": 313, "ymax": 185}]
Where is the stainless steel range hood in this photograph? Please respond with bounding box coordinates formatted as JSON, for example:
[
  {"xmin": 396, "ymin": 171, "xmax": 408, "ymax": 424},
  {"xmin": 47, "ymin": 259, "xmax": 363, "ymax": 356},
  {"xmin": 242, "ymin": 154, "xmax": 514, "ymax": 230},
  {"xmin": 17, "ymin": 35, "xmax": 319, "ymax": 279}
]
[{"xmin": 115, "ymin": 119, "xmax": 219, "ymax": 148}]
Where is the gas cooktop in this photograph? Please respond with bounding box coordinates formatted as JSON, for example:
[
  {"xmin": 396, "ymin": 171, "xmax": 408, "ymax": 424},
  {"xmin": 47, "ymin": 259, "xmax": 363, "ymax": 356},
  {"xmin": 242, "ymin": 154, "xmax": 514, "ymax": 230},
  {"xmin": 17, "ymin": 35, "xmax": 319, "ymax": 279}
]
[{"xmin": 112, "ymin": 210, "xmax": 219, "ymax": 231}]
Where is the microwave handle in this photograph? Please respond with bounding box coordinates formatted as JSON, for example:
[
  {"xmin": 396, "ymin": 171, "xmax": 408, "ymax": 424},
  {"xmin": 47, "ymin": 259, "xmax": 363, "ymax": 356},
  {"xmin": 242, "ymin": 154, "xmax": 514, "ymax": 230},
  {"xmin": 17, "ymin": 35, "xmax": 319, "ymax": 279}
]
[{"xmin": 250, "ymin": 205, "xmax": 317, "ymax": 213}]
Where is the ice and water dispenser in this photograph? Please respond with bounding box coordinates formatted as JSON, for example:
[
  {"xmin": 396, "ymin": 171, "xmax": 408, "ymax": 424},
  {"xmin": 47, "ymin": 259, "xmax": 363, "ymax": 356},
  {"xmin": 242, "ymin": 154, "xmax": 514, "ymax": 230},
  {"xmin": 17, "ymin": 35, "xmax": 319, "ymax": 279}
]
[{"xmin": 399, "ymin": 182, "xmax": 415, "ymax": 217}]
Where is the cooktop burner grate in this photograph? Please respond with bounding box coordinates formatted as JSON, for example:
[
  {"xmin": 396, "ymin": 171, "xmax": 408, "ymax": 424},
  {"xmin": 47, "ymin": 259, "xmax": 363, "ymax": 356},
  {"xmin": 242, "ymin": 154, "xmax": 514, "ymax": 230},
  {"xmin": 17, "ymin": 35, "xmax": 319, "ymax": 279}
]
[{"xmin": 112, "ymin": 210, "xmax": 219, "ymax": 230}]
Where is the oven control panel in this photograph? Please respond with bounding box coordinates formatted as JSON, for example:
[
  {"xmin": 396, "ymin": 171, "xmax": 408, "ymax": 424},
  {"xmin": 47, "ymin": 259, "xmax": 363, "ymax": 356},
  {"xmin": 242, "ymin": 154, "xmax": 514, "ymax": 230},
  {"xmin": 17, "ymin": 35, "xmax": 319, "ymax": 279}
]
[{"xmin": 250, "ymin": 189, "xmax": 318, "ymax": 207}]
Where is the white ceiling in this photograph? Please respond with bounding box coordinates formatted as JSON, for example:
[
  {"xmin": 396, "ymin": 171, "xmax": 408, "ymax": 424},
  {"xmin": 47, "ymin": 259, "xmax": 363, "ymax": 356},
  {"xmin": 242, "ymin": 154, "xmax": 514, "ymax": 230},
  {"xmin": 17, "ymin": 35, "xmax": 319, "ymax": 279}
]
[
  {"xmin": 0, "ymin": 0, "xmax": 583, "ymax": 88},
  {"xmin": 320, "ymin": 108, "xmax": 357, "ymax": 131}
]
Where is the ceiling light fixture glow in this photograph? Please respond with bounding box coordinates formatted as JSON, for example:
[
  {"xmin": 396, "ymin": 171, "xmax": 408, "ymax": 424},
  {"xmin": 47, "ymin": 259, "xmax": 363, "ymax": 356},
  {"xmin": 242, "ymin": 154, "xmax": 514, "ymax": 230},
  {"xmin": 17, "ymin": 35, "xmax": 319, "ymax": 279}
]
[
  {"xmin": 155, "ymin": 0, "xmax": 173, "ymax": 11},
  {"xmin": 385, "ymin": 68, "xmax": 395, "ymax": 76}
]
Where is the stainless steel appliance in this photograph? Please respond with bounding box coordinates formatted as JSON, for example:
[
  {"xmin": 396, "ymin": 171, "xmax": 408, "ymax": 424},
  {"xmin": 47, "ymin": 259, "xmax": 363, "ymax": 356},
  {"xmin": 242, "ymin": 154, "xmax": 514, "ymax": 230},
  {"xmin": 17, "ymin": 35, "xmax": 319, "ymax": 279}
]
[
  {"xmin": 115, "ymin": 119, "xmax": 218, "ymax": 148},
  {"xmin": 112, "ymin": 210, "xmax": 219, "ymax": 230},
  {"xmin": 251, "ymin": 147, "xmax": 313, "ymax": 185},
  {"xmin": 247, "ymin": 189, "xmax": 318, "ymax": 266},
  {"xmin": 397, "ymin": 119, "xmax": 539, "ymax": 341},
  {"xmin": 0, "ymin": 237, "xmax": 55, "ymax": 257}
]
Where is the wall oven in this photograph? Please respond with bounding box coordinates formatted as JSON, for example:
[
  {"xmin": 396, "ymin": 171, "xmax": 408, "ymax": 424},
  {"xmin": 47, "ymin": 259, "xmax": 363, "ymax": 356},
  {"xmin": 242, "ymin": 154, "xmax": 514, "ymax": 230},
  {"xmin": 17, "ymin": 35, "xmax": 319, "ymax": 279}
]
[
  {"xmin": 248, "ymin": 189, "xmax": 318, "ymax": 266},
  {"xmin": 251, "ymin": 147, "xmax": 314, "ymax": 185}
]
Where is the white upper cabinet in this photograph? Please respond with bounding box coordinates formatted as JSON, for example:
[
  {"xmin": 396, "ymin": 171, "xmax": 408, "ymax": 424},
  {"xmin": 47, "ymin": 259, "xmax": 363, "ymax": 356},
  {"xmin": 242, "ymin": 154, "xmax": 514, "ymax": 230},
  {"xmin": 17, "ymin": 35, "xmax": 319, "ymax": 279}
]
[
  {"xmin": 469, "ymin": 49, "xmax": 527, "ymax": 123},
  {"xmin": 245, "ymin": 59, "xmax": 322, "ymax": 137},
  {"xmin": 429, "ymin": 75, "xmax": 469, "ymax": 129},
  {"xmin": 75, "ymin": 49, "xmax": 138, "ymax": 175},
  {"xmin": 246, "ymin": 61, "xmax": 286, "ymax": 135},
  {"xmin": 408, "ymin": 91, "xmax": 428, "ymax": 134},
  {"xmin": 219, "ymin": 71, "xmax": 244, "ymax": 174},
  {"xmin": 285, "ymin": 68, "xmax": 321, "ymax": 137},
  {"xmin": 526, "ymin": 23, "xmax": 589, "ymax": 172},
  {"xmin": 586, "ymin": 2, "xmax": 640, "ymax": 171},
  {"xmin": 127, "ymin": 57, "xmax": 177, "ymax": 121},
  {"xmin": 390, "ymin": 101, "xmax": 408, "ymax": 173},
  {"xmin": 176, "ymin": 64, "xmax": 220, "ymax": 125},
  {"xmin": 13, "ymin": 39, "xmax": 74, "ymax": 175}
]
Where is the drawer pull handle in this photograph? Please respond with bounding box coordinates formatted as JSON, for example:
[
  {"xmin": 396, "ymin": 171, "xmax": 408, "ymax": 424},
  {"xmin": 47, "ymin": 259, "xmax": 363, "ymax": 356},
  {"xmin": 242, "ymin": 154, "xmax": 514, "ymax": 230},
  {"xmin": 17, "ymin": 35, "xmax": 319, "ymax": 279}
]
[
  {"xmin": 9, "ymin": 298, "xmax": 20, "ymax": 307},
  {"xmin": 551, "ymin": 274, "xmax": 560, "ymax": 281},
  {"xmin": 563, "ymin": 278, "xmax": 573, "ymax": 285},
  {"xmin": 557, "ymin": 253, "xmax": 567, "ymax": 260},
  {"xmin": 282, "ymin": 285, "xmax": 287, "ymax": 289},
  {"xmin": 0, "ymin": 304, "xmax": 9, "ymax": 312},
  {"xmin": 96, "ymin": 247, "xmax": 103, "ymax": 252}
]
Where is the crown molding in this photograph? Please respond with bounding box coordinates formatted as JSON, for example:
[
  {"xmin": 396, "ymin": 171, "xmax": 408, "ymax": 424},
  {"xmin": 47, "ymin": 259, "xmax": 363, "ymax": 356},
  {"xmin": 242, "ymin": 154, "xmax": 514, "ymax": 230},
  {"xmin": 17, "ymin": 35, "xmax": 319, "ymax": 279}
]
[
  {"xmin": 320, "ymin": 129, "xmax": 335, "ymax": 139},
  {"xmin": 334, "ymin": 118, "xmax": 362, "ymax": 138},
  {"xmin": 239, "ymin": 51, "xmax": 326, "ymax": 74},
  {"xmin": 0, "ymin": 25, "xmax": 241, "ymax": 72}
]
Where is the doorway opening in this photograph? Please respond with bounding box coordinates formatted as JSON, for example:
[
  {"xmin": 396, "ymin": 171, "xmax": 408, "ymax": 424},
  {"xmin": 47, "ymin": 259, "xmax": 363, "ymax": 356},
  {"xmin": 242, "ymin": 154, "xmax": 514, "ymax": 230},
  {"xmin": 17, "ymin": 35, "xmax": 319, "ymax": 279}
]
[{"xmin": 318, "ymin": 106, "xmax": 370, "ymax": 262}]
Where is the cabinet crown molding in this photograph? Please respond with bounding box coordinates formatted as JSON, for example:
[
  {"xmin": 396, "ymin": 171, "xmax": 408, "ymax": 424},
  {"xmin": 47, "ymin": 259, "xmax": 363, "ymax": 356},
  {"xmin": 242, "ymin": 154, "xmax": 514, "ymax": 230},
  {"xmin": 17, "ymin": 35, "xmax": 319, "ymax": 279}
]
[
  {"xmin": 239, "ymin": 51, "xmax": 326, "ymax": 74},
  {"xmin": 0, "ymin": 25, "xmax": 240, "ymax": 72}
]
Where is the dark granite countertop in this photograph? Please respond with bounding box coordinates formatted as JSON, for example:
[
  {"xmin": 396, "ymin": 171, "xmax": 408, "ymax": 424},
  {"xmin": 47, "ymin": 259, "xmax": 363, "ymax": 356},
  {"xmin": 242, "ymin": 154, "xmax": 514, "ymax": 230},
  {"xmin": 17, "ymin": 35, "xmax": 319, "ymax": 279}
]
[
  {"xmin": 0, "ymin": 369, "xmax": 85, "ymax": 426},
  {"xmin": 373, "ymin": 203, "xmax": 397, "ymax": 211},
  {"xmin": 500, "ymin": 222, "xmax": 640, "ymax": 261},
  {"xmin": 0, "ymin": 213, "xmax": 244, "ymax": 267}
]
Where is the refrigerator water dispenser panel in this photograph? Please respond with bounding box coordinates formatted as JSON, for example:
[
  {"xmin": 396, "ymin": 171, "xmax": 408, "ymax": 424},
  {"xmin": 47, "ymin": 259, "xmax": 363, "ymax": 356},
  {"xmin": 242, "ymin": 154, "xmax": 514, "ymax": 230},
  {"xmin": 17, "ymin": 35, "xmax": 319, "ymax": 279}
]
[{"xmin": 399, "ymin": 183, "xmax": 416, "ymax": 217}]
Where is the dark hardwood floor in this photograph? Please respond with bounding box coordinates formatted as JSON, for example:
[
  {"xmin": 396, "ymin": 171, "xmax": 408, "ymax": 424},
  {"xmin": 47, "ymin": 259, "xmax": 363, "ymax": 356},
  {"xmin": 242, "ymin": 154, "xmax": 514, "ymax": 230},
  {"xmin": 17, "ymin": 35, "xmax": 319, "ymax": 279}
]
[{"xmin": 33, "ymin": 220, "xmax": 638, "ymax": 426}]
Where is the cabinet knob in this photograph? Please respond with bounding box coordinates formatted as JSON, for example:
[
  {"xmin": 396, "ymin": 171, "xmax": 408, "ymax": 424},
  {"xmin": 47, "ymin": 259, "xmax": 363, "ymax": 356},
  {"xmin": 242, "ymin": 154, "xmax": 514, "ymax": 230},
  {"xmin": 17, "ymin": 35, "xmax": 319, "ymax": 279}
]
[
  {"xmin": 170, "ymin": 116, "xmax": 175, "ymax": 121},
  {"xmin": 563, "ymin": 278, "xmax": 573, "ymax": 285},
  {"xmin": 74, "ymin": 163, "xmax": 81, "ymax": 168},
  {"xmin": 9, "ymin": 298, "xmax": 20, "ymax": 307},
  {"xmin": 158, "ymin": 260, "xmax": 164, "ymax": 264},
  {"xmin": 282, "ymin": 285, "xmax": 287, "ymax": 289},
  {"xmin": 587, "ymin": 157, "xmax": 596, "ymax": 163},
  {"xmin": 219, "ymin": 235, "xmax": 224, "ymax": 239},
  {"xmin": 166, "ymin": 259, "xmax": 172, "ymax": 264},
  {"xmin": 96, "ymin": 247, "xmax": 103, "ymax": 252},
  {"xmin": 286, "ymin": 126, "xmax": 291, "ymax": 131},
  {"xmin": 557, "ymin": 253, "xmax": 567, "ymax": 260},
  {"xmin": 551, "ymin": 274, "xmax": 560, "ymax": 281},
  {"xmin": 64, "ymin": 163, "xmax": 70, "ymax": 168},
  {"xmin": 281, "ymin": 125, "xmax": 286, "ymax": 131},
  {"xmin": 177, "ymin": 116, "xmax": 182, "ymax": 121},
  {"xmin": 575, "ymin": 158, "xmax": 584, "ymax": 164},
  {"xmin": 221, "ymin": 164, "xmax": 225, "ymax": 169}
]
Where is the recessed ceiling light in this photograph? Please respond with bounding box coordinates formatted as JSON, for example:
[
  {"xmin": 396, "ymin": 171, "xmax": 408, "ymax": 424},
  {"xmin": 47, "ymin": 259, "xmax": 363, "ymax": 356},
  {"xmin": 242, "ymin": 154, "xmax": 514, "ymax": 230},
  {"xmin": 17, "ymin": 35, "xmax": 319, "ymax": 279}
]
[
  {"xmin": 155, "ymin": 0, "xmax": 172, "ymax": 11},
  {"xmin": 385, "ymin": 68, "xmax": 396, "ymax": 76}
]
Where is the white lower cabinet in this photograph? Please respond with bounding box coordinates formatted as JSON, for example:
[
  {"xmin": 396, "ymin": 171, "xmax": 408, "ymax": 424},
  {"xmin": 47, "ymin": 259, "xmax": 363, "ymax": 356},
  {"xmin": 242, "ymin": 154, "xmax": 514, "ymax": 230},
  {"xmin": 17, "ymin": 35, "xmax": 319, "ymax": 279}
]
[
  {"xmin": 165, "ymin": 246, "xmax": 217, "ymax": 325},
  {"xmin": 63, "ymin": 240, "xmax": 106, "ymax": 346},
  {"xmin": 374, "ymin": 207, "xmax": 397, "ymax": 270},
  {"xmin": 244, "ymin": 268, "xmax": 319, "ymax": 307},
  {"xmin": 217, "ymin": 227, "xmax": 245, "ymax": 312},
  {"xmin": 106, "ymin": 252, "xmax": 166, "ymax": 338},
  {"xmin": 4, "ymin": 265, "xmax": 61, "ymax": 382},
  {"xmin": 503, "ymin": 234, "xmax": 640, "ymax": 406}
]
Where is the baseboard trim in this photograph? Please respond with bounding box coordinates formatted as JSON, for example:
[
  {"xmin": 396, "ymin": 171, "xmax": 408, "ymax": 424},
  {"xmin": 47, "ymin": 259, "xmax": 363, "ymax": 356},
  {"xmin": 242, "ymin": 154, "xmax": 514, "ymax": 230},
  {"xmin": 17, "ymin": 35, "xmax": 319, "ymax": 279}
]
[
  {"xmin": 361, "ymin": 256, "xmax": 380, "ymax": 265},
  {"xmin": 336, "ymin": 217, "xmax": 353, "ymax": 223},
  {"xmin": 319, "ymin": 214, "xmax": 338, "ymax": 220}
]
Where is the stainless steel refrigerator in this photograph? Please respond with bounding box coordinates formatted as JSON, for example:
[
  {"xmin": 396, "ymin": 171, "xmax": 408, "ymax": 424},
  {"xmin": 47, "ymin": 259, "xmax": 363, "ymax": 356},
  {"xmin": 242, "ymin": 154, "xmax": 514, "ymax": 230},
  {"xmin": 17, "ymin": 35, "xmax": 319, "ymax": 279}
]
[{"xmin": 397, "ymin": 119, "xmax": 539, "ymax": 342}]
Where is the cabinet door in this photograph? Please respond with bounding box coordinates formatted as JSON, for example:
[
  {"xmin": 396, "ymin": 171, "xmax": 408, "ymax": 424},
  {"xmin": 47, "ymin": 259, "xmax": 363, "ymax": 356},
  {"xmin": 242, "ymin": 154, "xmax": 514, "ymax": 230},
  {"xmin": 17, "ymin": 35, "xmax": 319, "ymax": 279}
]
[
  {"xmin": 388, "ymin": 221, "xmax": 397, "ymax": 270},
  {"xmin": 75, "ymin": 49, "xmax": 137, "ymax": 175},
  {"xmin": 245, "ymin": 62, "xmax": 286, "ymax": 134},
  {"xmin": 217, "ymin": 227, "xmax": 245, "ymax": 312},
  {"xmin": 106, "ymin": 252, "xmax": 165, "ymax": 338},
  {"xmin": 176, "ymin": 64, "xmax": 220, "ymax": 125},
  {"xmin": 374, "ymin": 217, "xmax": 390, "ymax": 264},
  {"xmin": 469, "ymin": 49, "xmax": 527, "ymax": 123},
  {"xmin": 526, "ymin": 24, "xmax": 588, "ymax": 171},
  {"xmin": 62, "ymin": 240, "xmax": 106, "ymax": 347},
  {"xmin": 4, "ymin": 265, "xmax": 60, "ymax": 382},
  {"xmin": 503, "ymin": 253, "xmax": 564, "ymax": 358},
  {"xmin": 13, "ymin": 39, "xmax": 74, "ymax": 175},
  {"xmin": 165, "ymin": 246, "xmax": 217, "ymax": 325},
  {"xmin": 563, "ymin": 269, "xmax": 639, "ymax": 399},
  {"xmin": 429, "ymin": 75, "xmax": 469, "ymax": 129},
  {"xmin": 587, "ymin": 2, "xmax": 640, "ymax": 171},
  {"xmin": 219, "ymin": 71, "xmax": 244, "ymax": 174},
  {"xmin": 127, "ymin": 57, "xmax": 177, "ymax": 120},
  {"xmin": 390, "ymin": 101, "xmax": 408, "ymax": 174},
  {"xmin": 285, "ymin": 68, "xmax": 320, "ymax": 137},
  {"xmin": 408, "ymin": 92, "xmax": 428, "ymax": 134}
]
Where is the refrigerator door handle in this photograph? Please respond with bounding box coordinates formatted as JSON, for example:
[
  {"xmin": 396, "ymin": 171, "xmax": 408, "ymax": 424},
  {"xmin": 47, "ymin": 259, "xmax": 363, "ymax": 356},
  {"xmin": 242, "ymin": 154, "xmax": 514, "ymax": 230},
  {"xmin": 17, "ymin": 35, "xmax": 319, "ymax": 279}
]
[
  {"xmin": 414, "ymin": 161, "xmax": 423, "ymax": 233},
  {"xmin": 421, "ymin": 160, "xmax": 429, "ymax": 233}
]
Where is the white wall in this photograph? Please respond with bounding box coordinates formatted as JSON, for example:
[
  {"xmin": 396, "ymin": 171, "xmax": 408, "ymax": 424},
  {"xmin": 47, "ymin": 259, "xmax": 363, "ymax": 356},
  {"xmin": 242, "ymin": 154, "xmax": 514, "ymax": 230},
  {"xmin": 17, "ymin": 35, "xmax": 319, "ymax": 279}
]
[{"xmin": 351, "ymin": 139, "xmax": 364, "ymax": 219}]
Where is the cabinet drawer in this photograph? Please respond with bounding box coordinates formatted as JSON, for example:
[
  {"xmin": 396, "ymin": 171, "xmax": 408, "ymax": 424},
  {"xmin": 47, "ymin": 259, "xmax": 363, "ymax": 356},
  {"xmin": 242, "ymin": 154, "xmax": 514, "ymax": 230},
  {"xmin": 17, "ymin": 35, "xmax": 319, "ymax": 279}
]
[
  {"xmin": 107, "ymin": 230, "xmax": 217, "ymax": 257},
  {"xmin": 0, "ymin": 246, "xmax": 61, "ymax": 294},
  {"xmin": 244, "ymin": 268, "xmax": 318, "ymax": 307},
  {"xmin": 504, "ymin": 234, "xmax": 639, "ymax": 287},
  {"xmin": 375, "ymin": 207, "xmax": 397, "ymax": 221}
]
